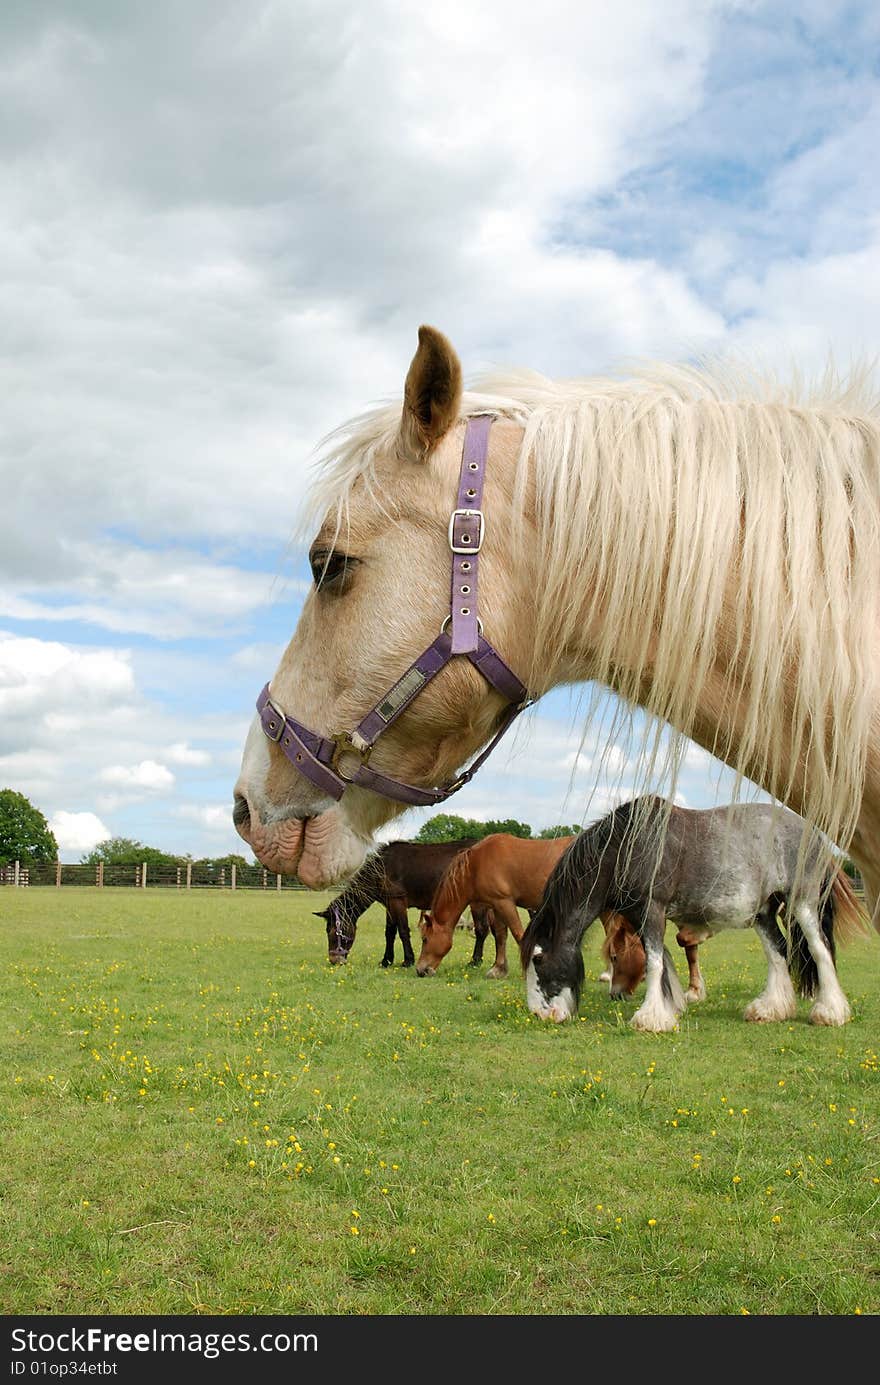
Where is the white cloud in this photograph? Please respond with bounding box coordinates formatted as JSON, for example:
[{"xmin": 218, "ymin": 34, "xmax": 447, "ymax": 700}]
[
  {"xmin": 48, "ymin": 810, "xmax": 110, "ymax": 854},
  {"xmin": 99, "ymin": 760, "xmax": 175, "ymax": 792},
  {"xmin": 175, "ymin": 804, "xmax": 235, "ymax": 831},
  {"xmin": 166, "ymin": 742, "xmax": 211, "ymax": 767}
]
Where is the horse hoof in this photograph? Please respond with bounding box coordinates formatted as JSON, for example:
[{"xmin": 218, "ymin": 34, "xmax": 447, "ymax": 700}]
[
  {"xmin": 486, "ymin": 966, "xmax": 507, "ymax": 979},
  {"xmin": 401, "ymin": 959, "xmax": 414, "ymax": 968},
  {"xmin": 630, "ymin": 1007, "xmax": 678, "ymax": 1033},
  {"xmin": 686, "ymin": 986, "xmax": 706, "ymax": 1004},
  {"xmin": 809, "ymin": 1000, "xmax": 851, "ymax": 1026},
  {"xmin": 380, "ymin": 959, "xmax": 392, "ymax": 968},
  {"xmin": 743, "ymin": 997, "xmax": 795, "ymax": 1023}
]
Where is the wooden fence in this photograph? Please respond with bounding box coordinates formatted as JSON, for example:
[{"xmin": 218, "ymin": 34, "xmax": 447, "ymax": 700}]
[{"xmin": 0, "ymin": 861, "xmax": 308, "ymax": 890}]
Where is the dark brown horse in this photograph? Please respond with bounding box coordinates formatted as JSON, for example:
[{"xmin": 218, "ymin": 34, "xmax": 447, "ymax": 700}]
[{"xmin": 313, "ymin": 838, "xmax": 499, "ymax": 969}]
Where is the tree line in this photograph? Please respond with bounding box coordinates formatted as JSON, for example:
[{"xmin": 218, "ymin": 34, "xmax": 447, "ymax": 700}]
[{"xmin": 414, "ymin": 814, "xmax": 581, "ymax": 843}]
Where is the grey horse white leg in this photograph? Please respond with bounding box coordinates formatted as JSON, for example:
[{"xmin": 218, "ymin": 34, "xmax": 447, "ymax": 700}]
[
  {"xmin": 744, "ymin": 916, "xmax": 797, "ymax": 1022},
  {"xmin": 631, "ymin": 909, "xmax": 685, "ymax": 1033},
  {"xmin": 792, "ymin": 901, "xmax": 851, "ymax": 1026}
]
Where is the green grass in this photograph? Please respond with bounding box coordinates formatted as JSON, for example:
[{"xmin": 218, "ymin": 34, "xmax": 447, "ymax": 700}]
[{"xmin": 1, "ymin": 887, "xmax": 878, "ymax": 1315}]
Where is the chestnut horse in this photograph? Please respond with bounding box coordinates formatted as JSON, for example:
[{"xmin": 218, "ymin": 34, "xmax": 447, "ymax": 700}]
[
  {"xmin": 600, "ymin": 916, "xmax": 709, "ymax": 1003},
  {"xmin": 416, "ymin": 834, "xmax": 574, "ymax": 977},
  {"xmin": 234, "ymin": 326, "xmax": 880, "ymax": 932},
  {"xmin": 312, "ymin": 838, "xmax": 497, "ymax": 969},
  {"xmin": 416, "ymin": 832, "xmax": 626, "ymax": 978}
]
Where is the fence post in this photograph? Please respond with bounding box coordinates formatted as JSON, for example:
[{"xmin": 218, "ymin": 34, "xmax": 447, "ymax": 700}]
[
  {"xmin": 55, "ymin": 861, "xmax": 62, "ymax": 888},
  {"xmin": 231, "ymin": 864, "xmax": 236, "ymax": 891},
  {"xmin": 176, "ymin": 866, "xmax": 181, "ymax": 890},
  {"xmin": 186, "ymin": 862, "xmax": 192, "ymax": 890},
  {"xmin": 14, "ymin": 860, "xmax": 20, "ymax": 887},
  {"xmin": 220, "ymin": 866, "xmax": 226, "ymax": 890},
  {"xmin": 262, "ymin": 869, "xmax": 267, "ymax": 890},
  {"xmin": 142, "ymin": 862, "xmax": 147, "ymax": 889},
  {"xmin": 276, "ymin": 873, "xmax": 281, "ymax": 891},
  {"xmin": 97, "ymin": 862, "xmax": 104, "ymax": 888}
]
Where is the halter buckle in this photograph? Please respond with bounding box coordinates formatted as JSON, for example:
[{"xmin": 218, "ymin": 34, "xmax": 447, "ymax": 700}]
[
  {"xmin": 448, "ymin": 508, "xmax": 484, "ymax": 554},
  {"xmin": 330, "ymin": 732, "xmax": 374, "ymax": 780},
  {"xmin": 262, "ymin": 700, "xmax": 286, "ymax": 742}
]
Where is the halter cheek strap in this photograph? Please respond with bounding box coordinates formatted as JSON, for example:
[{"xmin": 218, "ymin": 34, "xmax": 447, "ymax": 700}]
[{"xmin": 256, "ymin": 416, "xmax": 531, "ymax": 806}]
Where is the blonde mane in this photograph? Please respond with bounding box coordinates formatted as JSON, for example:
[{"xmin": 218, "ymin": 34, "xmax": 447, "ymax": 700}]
[{"xmin": 305, "ymin": 359, "xmax": 880, "ymax": 858}]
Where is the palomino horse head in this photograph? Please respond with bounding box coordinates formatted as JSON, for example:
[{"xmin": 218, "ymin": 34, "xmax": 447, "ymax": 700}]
[
  {"xmin": 415, "ymin": 910, "xmax": 453, "ymax": 977},
  {"xmin": 234, "ymin": 327, "xmax": 535, "ymax": 887},
  {"xmin": 313, "ymin": 903, "xmax": 356, "ymax": 964}
]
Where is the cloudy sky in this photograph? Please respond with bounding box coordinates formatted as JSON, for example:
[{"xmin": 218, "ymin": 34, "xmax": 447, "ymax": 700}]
[{"xmin": 2, "ymin": 1, "xmax": 878, "ymax": 861}]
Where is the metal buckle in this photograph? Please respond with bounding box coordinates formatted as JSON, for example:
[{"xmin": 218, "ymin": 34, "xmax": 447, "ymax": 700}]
[
  {"xmin": 440, "ymin": 615, "xmax": 483, "ymax": 636},
  {"xmin": 448, "ymin": 508, "xmax": 484, "ymax": 554},
  {"xmin": 330, "ymin": 732, "xmax": 373, "ymax": 780},
  {"xmin": 262, "ymin": 700, "xmax": 286, "ymax": 742}
]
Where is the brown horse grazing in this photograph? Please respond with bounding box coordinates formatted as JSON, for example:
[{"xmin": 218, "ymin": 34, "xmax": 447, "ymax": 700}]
[
  {"xmin": 416, "ymin": 834, "xmax": 575, "ymax": 976},
  {"xmin": 313, "ymin": 838, "xmax": 499, "ymax": 970},
  {"xmin": 600, "ymin": 916, "xmax": 710, "ymax": 1002},
  {"xmin": 414, "ymin": 833, "xmax": 619, "ymax": 977}
]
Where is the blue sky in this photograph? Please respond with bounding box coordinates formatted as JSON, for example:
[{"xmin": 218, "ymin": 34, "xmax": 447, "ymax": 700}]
[{"xmin": 1, "ymin": 1, "xmax": 879, "ymax": 860}]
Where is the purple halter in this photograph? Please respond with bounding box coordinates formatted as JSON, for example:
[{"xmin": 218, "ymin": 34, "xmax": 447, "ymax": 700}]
[{"xmin": 255, "ymin": 416, "xmax": 530, "ymax": 807}]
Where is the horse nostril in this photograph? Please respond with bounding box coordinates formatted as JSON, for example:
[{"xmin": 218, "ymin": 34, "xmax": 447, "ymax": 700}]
[{"xmin": 232, "ymin": 794, "xmax": 251, "ymax": 830}]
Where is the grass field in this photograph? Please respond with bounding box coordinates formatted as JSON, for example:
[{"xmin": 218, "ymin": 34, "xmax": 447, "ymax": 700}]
[{"xmin": 1, "ymin": 887, "xmax": 878, "ymax": 1316}]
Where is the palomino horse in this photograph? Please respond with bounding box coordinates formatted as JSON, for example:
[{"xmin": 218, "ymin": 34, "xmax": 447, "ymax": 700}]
[
  {"xmin": 233, "ymin": 326, "xmax": 880, "ymax": 932},
  {"xmin": 312, "ymin": 838, "xmax": 497, "ymax": 969},
  {"xmin": 521, "ymin": 798, "xmax": 868, "ymax": 1032}
]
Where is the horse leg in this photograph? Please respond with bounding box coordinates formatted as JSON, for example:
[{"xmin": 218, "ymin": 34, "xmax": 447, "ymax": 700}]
[
  {"xmin": 389, "ymin": 900, "xmax": 414, "ymax": 967},
  {"xmin": 380, "ymin": 911, "xmax": 396, "ymax": 968},
  {"xmin": 791, "ymin": 900, "xmax": 851, "ymax": 1026},
  {"xmin": 676, "ymin": 929, "xmax": 706, "ymax": 1003},
  {"xmin": 630, "ymin": 907, "xmax": 686, "ymax": 1033},
  {"xmin": 486, "ymin": 899, "xmax": 522, "ymax": 979},
  {"xmin": 743, "ymin": 915, "xmax": 797, "ymax": 1022},
  {"xmin": 598, "ymin": 912, "xmax": 614, "ymax": 985},
  {"xmin": 469, "ymin": 907, "xmax": 489, "ymax": 966}
]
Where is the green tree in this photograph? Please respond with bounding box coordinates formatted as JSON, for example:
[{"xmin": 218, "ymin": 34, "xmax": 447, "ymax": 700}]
[
  {"xmin": 0, "ymin": 789, "xmax": 58, "ymax": 866},
  {"xmin": 415, "ymin": 814, "xmax": 532, "ymax": 843},
  {"xmin": 483, "ymin": 819, "xmax": 531, "ymax": 839},
  {"xmin": 191, "ymin": 853, "xmax": 250, "ymax": 878},
  {"xmin": 537, "ymin": 825, "xmax": 582, "ymax": 839},
  {"xmin": 80, "ymin": 837, "xmax": 179, "ymax": 867}
]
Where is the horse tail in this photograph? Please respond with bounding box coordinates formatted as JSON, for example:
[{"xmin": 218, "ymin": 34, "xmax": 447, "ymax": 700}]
[
  {"xmin": 430, "ymin": 848, "xmax": 473, "ymax": 926},
  {"xmin": 787, "ymin": 869, "xmax": 869, "ymax": 998},
  {"xmin": 787, "ymin": 915, "xmax": 820, "ymax": 998},
  {"xmin": 829, "ymin": 868, "xmax": 871, "ymax": 945},
  {"xmin": 660, "ymin": 946, "xmax": 686, "ymax": 1012}
]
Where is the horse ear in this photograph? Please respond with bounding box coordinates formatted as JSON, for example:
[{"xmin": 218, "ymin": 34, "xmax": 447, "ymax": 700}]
[
  {"xmin": 398, "ymin": 325, "xmax": 463, "ymax": 463},
  {"xmin": 313, "ymin": 909, "xmax": 329, "ymax": 920}
]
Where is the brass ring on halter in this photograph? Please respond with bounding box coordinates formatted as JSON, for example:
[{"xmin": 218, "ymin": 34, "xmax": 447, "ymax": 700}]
[{"xmin": 440, "ymin": 615, "xmax": 483, "ymax": 636}]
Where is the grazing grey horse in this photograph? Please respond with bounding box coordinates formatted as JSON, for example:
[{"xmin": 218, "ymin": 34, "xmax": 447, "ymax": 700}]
[{"xmin": 520, "ymin": 797, "xmax": 867, "ymax": 1033}]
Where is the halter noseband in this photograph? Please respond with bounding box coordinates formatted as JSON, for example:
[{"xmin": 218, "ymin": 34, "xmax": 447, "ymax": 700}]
[{"xmin": 255, "ymin": 416, "xmax": 530, "ymax": 807}]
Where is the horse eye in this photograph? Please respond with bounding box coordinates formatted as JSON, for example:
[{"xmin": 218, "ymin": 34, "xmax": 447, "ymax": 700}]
[{"xmin": 310, "ymin": 549, "xmax": 358, "ymax": 592}]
